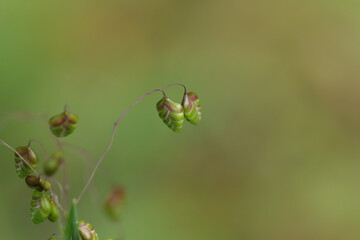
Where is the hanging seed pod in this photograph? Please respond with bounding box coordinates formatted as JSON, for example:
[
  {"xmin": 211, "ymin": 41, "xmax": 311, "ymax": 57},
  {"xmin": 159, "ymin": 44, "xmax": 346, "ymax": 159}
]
[
  {"xmin": 47, "ymin": 197, "xmax": 59, "ymax": 222},
  {"xmin": 156, "ymin": 97, "xmax": 185, "ymax": 132},
  {"xmin": 25, "ymin": 175, "xmax": 51, "ymax": 191},
  {"xmin": 14, "ymin": 146, "xmax": 39, "ymax": 178},
  {"xmin": 78, "ymin": 221, "xmax": 99, "ymax": 240},
  {"xmin": 49, "ymin": 109, "xmax": 79, "ymax": 137},
  {"xmin": 182, "ymin": 91, "xmax": 201, "ymax": 125},
  {"xmin": 44, "ymin": 151, "xmax": 64, "ymax": 176},
  {"xmin": 30, "ymin": 191, "xmax": 51, "ymax": 224},
  {"xmin": 104, "ymin": 186, "xmax": 126, "ymax": 221}
]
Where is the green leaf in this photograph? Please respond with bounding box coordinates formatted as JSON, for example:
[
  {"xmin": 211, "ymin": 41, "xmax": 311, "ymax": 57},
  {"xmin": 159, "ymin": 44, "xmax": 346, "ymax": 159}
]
[{"xmin": 66, "ymin": 199, "xmax": 80, "ymax": 240}]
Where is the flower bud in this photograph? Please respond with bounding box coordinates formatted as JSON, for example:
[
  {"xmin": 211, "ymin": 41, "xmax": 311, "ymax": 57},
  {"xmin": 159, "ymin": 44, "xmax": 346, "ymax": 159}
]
[
  {"xmin": 78, "ymin": 221, "xmax": 99, "ymax": 240},
  {"xmin": 44, "ymin": 151, "xmax": 64, "ymax": 176},
  {"xmin": 14, "ymin": 146, "xmax": 39, "ymax": 178},
  {"xmin": 156, "ymin": 97, "xmax": 184, "ymax": 132},
  {"xmin": 104, "ymin": 186, "xmax": 126, "ymax": 221},
  {"xmin": 30, "ymin": 191, "xmax": 51, "ymax": 224},
  {"xmin": 182, "ymin": 91, "xmax": 201, "ymax": 125},
  {"xmin": 49, "ymin": 110, "xmax": 79, "ymax": 137},
  {"xmin": 25, "ymin": 175, "xmax": 51, "ymax": 191}
]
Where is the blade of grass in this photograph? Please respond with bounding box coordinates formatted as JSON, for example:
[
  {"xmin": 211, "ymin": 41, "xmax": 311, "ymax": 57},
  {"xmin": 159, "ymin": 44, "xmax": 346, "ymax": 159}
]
[{"xmin": 65, "ymin": 199, "xmax": 80, "ymax": 240}]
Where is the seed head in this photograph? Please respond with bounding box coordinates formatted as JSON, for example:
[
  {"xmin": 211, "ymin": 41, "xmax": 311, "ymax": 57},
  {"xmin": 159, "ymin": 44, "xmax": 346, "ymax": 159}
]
[
  {"xmin": 156, "ymin": 97, "xmax": 184, "ymax": 132},
  {"xmin": 30, "ymin": 191, "xmax": 51, "ymax": 224},
  {"xmin": 44, "ymin": 151, "xmax": 64, "ymax": 176},
  {"xmin": 14, "ymin": 146, "xmax": 39, "ymax": 178},
  {"xmin": 25, "ymin": 175, "xmax": 51, "ymax": 191},
  {"xmin": 78, "ymin": 221, "xmax": 99, "ymax": 240},
  {"xmin": 49, "ymin": 109, "xmax": 79, "ymax": 137},
  {"xmin": 182, "ymin": 91, "xmax": 201, "ymax": 125}
]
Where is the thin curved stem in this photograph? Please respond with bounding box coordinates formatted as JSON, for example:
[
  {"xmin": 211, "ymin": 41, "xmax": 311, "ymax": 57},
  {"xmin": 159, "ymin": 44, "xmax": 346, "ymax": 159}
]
[
  {"xmin": 76, "ymin": 84, "xmax": 186, "ymax": 203},
  {"xmin": 160, "ymin": 82, "xmax": 187, "ymax": 93},
  {"xmin": 28, "ymin": 139, "xmax": 48, "ymax": 159},
  {"xmin": 0, "ymin": 138, "xmax": 40, "ymax": 176}
]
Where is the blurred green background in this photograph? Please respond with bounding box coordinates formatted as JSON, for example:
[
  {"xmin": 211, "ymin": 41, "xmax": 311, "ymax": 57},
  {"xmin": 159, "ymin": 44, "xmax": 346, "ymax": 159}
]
[{"xmin": 1, "ymin": 0, "xmax": 360, "ymax": 239}]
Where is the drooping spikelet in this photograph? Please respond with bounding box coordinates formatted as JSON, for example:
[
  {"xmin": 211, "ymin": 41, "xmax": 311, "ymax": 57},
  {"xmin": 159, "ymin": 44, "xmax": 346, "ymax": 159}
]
[
  {"xmin": 182, "ymin": 91, "xmax": 201, "ymax": 125},
  {"xmin": 14, "ymin": 146, "xmax": 39, "ymax": 178},
  {"xmin": 78, "ymin": 221, "xmax": 99, "ymax": 240},
  {"xmin": 30, "ymin": 191, "xmax": 51, "ymax": 224},
  {"xmin": 156, "ymin": 97, "xmax": 184, "ymax": 132},
  {"xmin": 49, "ymin": 110, "xmax": 78, "ymax": 137},
  {"xmin": 25, "ymin": 175, "xmax": 51, "ymax": 191},
  {"xmin": 44, "ymin": 151, "xmax": 64, "ymax": 176},
  {"xmin": 47, "ymin": 196, "xmax": 59, "ymax": 223}
]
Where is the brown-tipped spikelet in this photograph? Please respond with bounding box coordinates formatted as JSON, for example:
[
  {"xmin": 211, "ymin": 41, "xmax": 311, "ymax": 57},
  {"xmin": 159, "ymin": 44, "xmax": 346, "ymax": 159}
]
[{"xmin": 25, "ymin": 175, "xmax": 51, "ymax": 191}]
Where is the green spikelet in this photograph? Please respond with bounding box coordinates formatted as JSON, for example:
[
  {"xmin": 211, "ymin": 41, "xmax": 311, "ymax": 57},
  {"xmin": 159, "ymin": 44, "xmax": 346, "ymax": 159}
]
[
  {"xmin": 25, "ymin": 175, "xmax": 51, "ymax": 191},
  {"xmin": 156, "ymin": 97, "xmax": 184, "ymax": 132},
  {"xmin": 182, "ymin": 92, "xmax": 201, "ymax": 125},
  {"xmin": 49, "ymin": 110, "xmax": 79, "ymax": 137},
  {"xmin": 44, "ymin": 151, "xmax": 64, "ymax": 176},
  {"xmin": 47, "ymin": 197, "xmax": 59, "ymax": 222},
  {"xmin": 78, "ymin": 221, "xmax": 99, "ymax": 240},
  {"xmin": 14, "ymin": 146, "xmax": 39, "ymax": 178},
  {"xmin": 30, "ymin": 191, "xmax": 51, "ymax": 224}
]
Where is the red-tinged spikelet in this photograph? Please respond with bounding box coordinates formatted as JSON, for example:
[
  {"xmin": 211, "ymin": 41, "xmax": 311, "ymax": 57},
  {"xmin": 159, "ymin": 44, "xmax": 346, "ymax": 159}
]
[
  {"xmin": 156, "ymin": 97, "xmax": 184, "ymax": 132},
  {"xmin": 182, "ymin": 91, "xmax": 201, "ymax": 125}
]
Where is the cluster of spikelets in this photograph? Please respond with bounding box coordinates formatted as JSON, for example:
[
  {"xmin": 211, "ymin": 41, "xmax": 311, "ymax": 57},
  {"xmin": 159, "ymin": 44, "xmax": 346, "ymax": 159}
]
[
  {"xmin": 156, "ymin": 91, "xmax": 201, "ymax": 132},
  {"xmin": 14, "ymin": 109, "xmax": 114, "ymax": 240},
  {"xmin": 13, "ymin": 108, "xmax": 79, "ymax": 222},
  {"xmin": 14, "ymin": 145, "xmax": 58, "ymax": 224},
  {"xmin": 9, "ymin": 86, "xmax": 201, "ymax": 240}
]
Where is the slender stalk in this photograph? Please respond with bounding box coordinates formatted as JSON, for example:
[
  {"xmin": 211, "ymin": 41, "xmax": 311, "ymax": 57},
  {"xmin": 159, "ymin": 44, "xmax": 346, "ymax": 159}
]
[
  {"xmin": 76, "ymin": 84, "xmax": 185, "ymax": 203},
  {"xmin": 28, "ymin": 139, "xmax": 48, "ymax": 160}
]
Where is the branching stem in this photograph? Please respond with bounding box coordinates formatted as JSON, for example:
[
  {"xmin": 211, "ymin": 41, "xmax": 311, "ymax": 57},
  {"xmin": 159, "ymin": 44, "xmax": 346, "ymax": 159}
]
[{"xmin": 76, "ymin": 83, "xmax": 186, "ymax": 203}]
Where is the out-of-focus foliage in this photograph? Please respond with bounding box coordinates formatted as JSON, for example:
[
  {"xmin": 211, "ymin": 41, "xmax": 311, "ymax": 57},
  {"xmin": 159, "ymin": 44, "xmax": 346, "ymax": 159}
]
[{"xmin": 1, "ymin": 0, "xmax": 360, "ymax": 240}]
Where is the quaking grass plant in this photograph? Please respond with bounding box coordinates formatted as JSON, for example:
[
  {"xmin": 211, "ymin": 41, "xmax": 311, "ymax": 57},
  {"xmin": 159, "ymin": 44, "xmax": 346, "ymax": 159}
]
[{"xmin": 0, "ymin": 83, "xmax": 201, "ymax": 240}]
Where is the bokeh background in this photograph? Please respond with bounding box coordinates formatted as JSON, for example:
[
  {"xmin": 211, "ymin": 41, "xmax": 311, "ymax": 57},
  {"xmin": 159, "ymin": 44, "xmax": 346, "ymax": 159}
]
[{"xmin": 1, "ymin": 0, "xmax": 360, "ymax": 239}]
